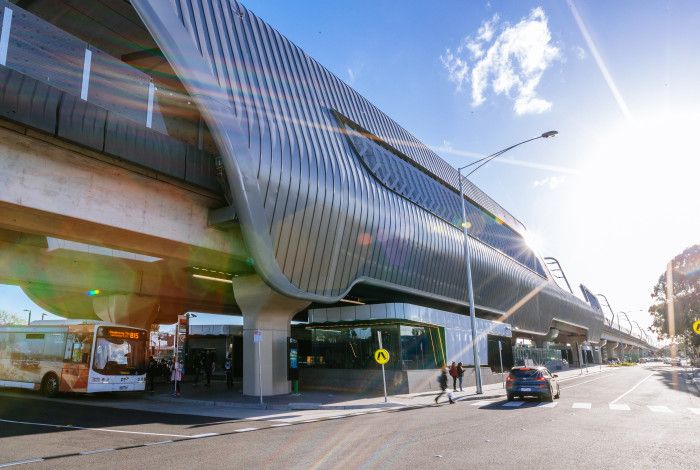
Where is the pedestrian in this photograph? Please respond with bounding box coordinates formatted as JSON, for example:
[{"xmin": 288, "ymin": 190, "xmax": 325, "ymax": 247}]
[
  {"xmin": 449, "ymin": 361, "xmax": 458, "ymax": 391},
  {"xmin": 457, "ymin": 362, "xmax": 464, "ymax": 392},
  {"xmin": 146, "ymin": 356, "xmax": 157, "ymax": 392},
  {"xmin": 225, "ymin": 353, "xmax": 233, "ymax": 390},
  {"xmin": 171, "ymin": 357, "xmax": 183, "ymax": 397},
  {"xmin": 192, "ymin": 352, "xmax": 201, "ymax": 387},
  {"xmin": 434, "ymin": 365, "xmax": 454, "ymax": 404},
  {"xmin": 204, "ymin": 352, "xmax": 213, "ymax": 387}
]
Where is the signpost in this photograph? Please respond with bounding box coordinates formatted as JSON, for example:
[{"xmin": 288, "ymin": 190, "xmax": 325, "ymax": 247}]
[
  {"xmin": 693, "ymin": 319, "xmax": 700, "ymax": 335},
  {"xmin": 174, "ymin": 314, "xmax": 188, "ymax": 395},
  {"xmin": 253, "ymin": 329, "xmax": 263, "ymax": 404},
  {"xmin": 375, "ymin": 332, "xmax": 389, "ymax": 402},
  {"xmin": 498, "ymin": 340, "xmax": 504, "ymax": 388},
  {"xmin": 288, "ymin": 337, "xmax": 299, "ymax": 395}
]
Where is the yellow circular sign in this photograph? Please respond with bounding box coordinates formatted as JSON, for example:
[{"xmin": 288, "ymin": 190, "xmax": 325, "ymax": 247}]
[
  {"xmin": 374, "ymin": 348, "xmax": 390, "ymax": 365},
  {"xmin": 693, "ymin": 319, "xmax": 700, "ymax": 335}
]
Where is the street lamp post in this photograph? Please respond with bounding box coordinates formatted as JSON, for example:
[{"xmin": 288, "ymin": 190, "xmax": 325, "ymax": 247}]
[
  {"xmin": 457, "ymin": 130, "xmax": 558, "ymax": 395},
  {"xmin": 23, "ymin": 309, "xmax": 31, "ymax": 326}
]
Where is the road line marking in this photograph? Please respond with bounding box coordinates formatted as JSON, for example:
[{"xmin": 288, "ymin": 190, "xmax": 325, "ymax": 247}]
[
  {"xmin": 572, "ymin": 402, "xmax": 591, "ymax": 409},
  {"xmin": 688, "ymin": 408, "xmax": 700, "ymax": 415},
  {"xmin": 0, "ymin": 459, "xmax": 44, "ymax": 468},
  {"xmin": 270, "ymin": 423, "xmax": 291, "ymax": 427},
  {"xmin": 560, "ymin": 375, "xmax": 609, "ymax": 389},
  {"xmin": 609, "ymin": 373, "xmax": 654, "ymax": 404},
  {"xmin": 234, "ymin": 427, "xmax": 258, "ymax": 433},
  {"xmin": 0, "ymin": 418, "xmax": 194, "ymax": 439},
  {"xmin": 609, "ymin": 404, "xmax": 630, "ymax": 411},
  {"xmin": 648, "ymin": 405, "xmax": 672, "ymax": 413},
  {"xmin": 300, "ymin": 420, "xmax": 319, "ymax": 423},
  {"xmin": 537, "ymin": 402, "xmax": 558, "ymax": 408},
  {"xmin": 502, "ymin": 401, "xmax": 524, "ymax": 407},
  {"xmin": 471, "ymin": 400, "xmax": 495, "ymax": 406},
  {"xmin": 79, "ymin": 449, "xmax": 114, "ymax": 455},
  {"xmin": 144, "ymin": 440, "xmax": 173, "ymax": 446},
  {"xmin": 191, "ymin": 433, "xmax": 219, "ymax": 438}
]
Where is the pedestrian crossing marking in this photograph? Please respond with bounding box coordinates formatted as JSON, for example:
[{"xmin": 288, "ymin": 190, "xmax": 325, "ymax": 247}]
[
  {"xmin": 502, "ymin": 401, "xmax": 524, "ymax": 407},
  {"xmin": 537, "ymin": 402, "xmax": 558, "ymax": 408},
  {"xmin": 572, "ymin": 402, "xmax": 591, "ymax": 409},
  {"xmin": 688, "ymin": 408, "xmax": 700, "ymax": 415},
  {"xmin": 648, "ymin": 406, "xmax": 672, "ymax": 413},
  {"xmin": 471, "ymin": 400, "xmax": 495, "ymax": 406},
  {"xmin": 609, "ymin": 404, "xmax": 630, "ymax": 411}
]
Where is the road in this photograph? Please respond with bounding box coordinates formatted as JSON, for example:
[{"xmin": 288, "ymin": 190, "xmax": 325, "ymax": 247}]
[{"xmin": 0, "ymin": 364, "xmax": 697, "ymax": 469}]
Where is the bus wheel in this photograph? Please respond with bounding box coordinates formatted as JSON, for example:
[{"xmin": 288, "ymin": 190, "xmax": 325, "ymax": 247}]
[{"xmin": 42, "ymin": 373, "xmax": 59, "ymax": 397}]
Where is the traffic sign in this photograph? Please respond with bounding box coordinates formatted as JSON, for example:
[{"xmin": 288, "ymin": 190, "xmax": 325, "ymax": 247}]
[
  {"xmin": 374, "ymin": 348, "xmax": 390, "ymax": 365},
  {"xmin": 693, "ymin": 319, "xmax": 700, "ymax": 335}
]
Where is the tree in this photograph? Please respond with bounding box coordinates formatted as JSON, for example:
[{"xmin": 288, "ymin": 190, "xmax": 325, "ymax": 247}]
[
  {"xmin": 649, "ymin": 245, "xmax": 700, "ymax": 353},
  {"xmin": 0, "ymin": 310, "xmax": 25, "ymax": 326}
]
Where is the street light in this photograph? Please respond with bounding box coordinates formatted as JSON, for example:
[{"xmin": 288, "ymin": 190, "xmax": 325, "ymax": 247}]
[
  {"xmin": 457, "ymin": 130, "xmax": 558, "ymax": 395},
  {"xmin": 23, "ymin": 309, "xmax": 31, "ymax": 326}
]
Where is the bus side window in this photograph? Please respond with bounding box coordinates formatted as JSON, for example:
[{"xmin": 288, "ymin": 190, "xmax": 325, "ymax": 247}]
[{"xmin": 63, "ymin": 334, "xmax": 75, "ymax": 361}]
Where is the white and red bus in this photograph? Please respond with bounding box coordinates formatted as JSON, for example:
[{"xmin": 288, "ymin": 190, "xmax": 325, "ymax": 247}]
[{"xmin": 0, "ymin": 320, "xmax": 147, "ymax": 396}]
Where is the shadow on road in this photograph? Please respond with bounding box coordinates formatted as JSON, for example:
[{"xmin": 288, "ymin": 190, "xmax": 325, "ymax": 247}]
[{"xmin": 645, "ymin": 365, "xmax": 699, "ymax": 397}]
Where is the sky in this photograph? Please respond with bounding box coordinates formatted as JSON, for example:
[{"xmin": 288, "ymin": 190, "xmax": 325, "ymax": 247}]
[{"xmin": 4, "ymin": 1, "xmax": 700, "ymax": 335}]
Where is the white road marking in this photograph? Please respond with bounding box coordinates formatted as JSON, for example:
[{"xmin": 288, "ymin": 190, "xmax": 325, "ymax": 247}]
[
  {"xmin": 0, "ymin": 459, "xmax": 44, "ymax": 468},
  {"xmin": 234, "ymin": 427, "xmax": 258, "ymax": 433},
  {"xmin": 537, "ymin": 402, "xmax": 558, "ymax": 408},
  {"xmin": 560, "ymin": 375, "xmax": 609, "ymax": 389},
  {"xmin": 144, "ymin": 440, "xmax": 173, "ymax": 446},
  {"xmin": 270, "ymin": 423, "xmax": 292, "ymax": 427},
  {"xmin": 609, "ymin": 404, "xmax": 631, "ymax": 411},
  {"xmin": 502, "ymin": 401, "xmax": 524, "ymax": 407},
  {"xmin": 191, "ymin": 433, "xmax": 219, "ymax": 438},
  {"xmin": 572, "ymin": 402, "xmax": 591, "ymax": 409},
  {"xmin": 648, "ymin": 405, "xmax": 672, "ymax": 413},
  {"xmin": 471, "ymin": 400, "xmax": 495, "ymax": 406},
  {"xmin": 609, "ymin": 373, "xmax": 654, "ymax": 404},
  {"xmin": 688, "ymin": 408, "xmax": 700, "ymax": 415},
  {"xmin": 79, "ymin": 449, "xmax": 114, "ymax": 455},
  {"xmin": 0, "ymin": 418, "xmax": 196, "ymax": 439}
]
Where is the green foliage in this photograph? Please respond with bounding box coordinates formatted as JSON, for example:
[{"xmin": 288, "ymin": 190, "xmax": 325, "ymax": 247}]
[
  {"xmin": 608, "ymin": 362, "xmax": 637, "ymax": 367},
  {"xmin": 0, "ymin": 310, "xmax": 25, "ymax": 326},
  {"xmin": 649, "ymin": 245, "xmax": 700, "ymax": 350}
]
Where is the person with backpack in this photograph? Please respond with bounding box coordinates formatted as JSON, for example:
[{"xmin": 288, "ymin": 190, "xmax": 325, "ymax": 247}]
[
  {"xmin": 225, "ymin": 352, "xmax": 233, "ymax": 390},
  {"xmin": 449, "ymin": 361, "xmax": 458, "ymax": 391},
  {"xmin": 456, "ymin": 362, "xmax": 465, "ymax": 391},
  {"xmin": 435, "ymin": 365, "xmax": 454, "ymax": 404}
]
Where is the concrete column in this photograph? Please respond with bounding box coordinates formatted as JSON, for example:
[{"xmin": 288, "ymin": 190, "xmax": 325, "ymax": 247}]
[
  {"xmin": 232, "ymin": 276, "xmax": 309, "ymax": 396},
  {"xmin": 93, "ymin": 294, "xmax": 160, "ymax": 329}
]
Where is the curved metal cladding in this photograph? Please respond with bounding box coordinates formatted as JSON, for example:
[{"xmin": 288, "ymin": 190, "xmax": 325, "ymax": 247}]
[{"xmin": 131, "ymin": 0, "xmax": 603, "ymax": 340}]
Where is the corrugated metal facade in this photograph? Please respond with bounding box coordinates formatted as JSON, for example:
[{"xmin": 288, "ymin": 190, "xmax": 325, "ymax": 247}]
[{"xmin": 116, "ymin": 1, "xmax": 600, "ymax": 340}]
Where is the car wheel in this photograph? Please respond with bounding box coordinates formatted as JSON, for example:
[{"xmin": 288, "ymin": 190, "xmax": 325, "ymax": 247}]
[
  {"xmin": 555, "ymin": 386, "xmax": 560, "ymax": 399},
  {"xmin": 544, "ymin": 388, "xmax": 554, "ymax": 402},
  {"xmin": 42, "ymin": 373, "xmax": 59, "ymax": 397},
  {"xmin": 507, "ymin": 393, "xmax": 514, "ymax": 401}
]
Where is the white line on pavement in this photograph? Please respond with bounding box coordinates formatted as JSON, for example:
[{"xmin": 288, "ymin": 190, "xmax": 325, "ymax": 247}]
[
  {"xmin": 0, "ymin": 459, "xmax": 44, "ymax": 468},
  {"xmin": 234, "ymin": 427, "xmax": 258, "ymax": 433},
  {"xmin": 502, "ymin": 401, "xmax": 524, "ymax": 407},
  {"xmin": 609, "ymin": 373, "xmax": 654, "ymax": 404},
  {"xmin": 144, "ymin": 440, "xmax": 173, "ymax": 446},
  {"xmin": 270, "ymin": 423, "xmax": 292, "ymax": 427},
  {"xmin": 79, "ymin": 449, "xmax": 114, "ymax": 455},
  {"xmin": 609, "ymin": 404, "xmax": 630, "ymax": 411},
  {"xmin": 572, "ymin": 402, "xmax": 591, "ymax": 409},
  {"xmin": 560, "ymin": 375, "xmax": 609, "ymax": 390},
  {"xmin": 537, "ymin": 402, "xmax": 558, "ymax": 408},
  {"xmin": 191, "ymin": 433, "xmax": 219, "ymax": 438},
  {"xmin": 648, "ymin": 405, "xmax": 672, "ymax": 413},
  {"xmin": 470, "ymin": 400, "xmax": 495, "ymax": 406},
  {"xmin": 0, "ymin": 418, "xmax": 197, "ymax": 439}
]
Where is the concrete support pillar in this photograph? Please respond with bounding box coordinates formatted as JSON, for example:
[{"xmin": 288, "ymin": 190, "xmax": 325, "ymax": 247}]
[
  {"xmin": 92, "ymin": 294, "xmax": 160, "ymax": 329},
  {"xmin": 232, "ymin": 276, "xmax": 309, "ymax": 396}
]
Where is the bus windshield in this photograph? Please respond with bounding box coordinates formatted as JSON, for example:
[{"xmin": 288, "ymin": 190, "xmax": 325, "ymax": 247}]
[{"xmin": 93, "ymin": 327, "xmax": 147, "ymax": 375}]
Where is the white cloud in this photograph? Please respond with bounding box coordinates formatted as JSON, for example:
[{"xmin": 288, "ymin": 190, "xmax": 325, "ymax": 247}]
[
  {"xmin": 574, "ymin": 45, "xmax": 586, "ymax": 60},
  {"xmin": 441, "ymin": 7, "xmax": 560, "ymax": 115},
  {"xmin": 532, "ymin": 175, "xmax": 566, "ymax": 189}
]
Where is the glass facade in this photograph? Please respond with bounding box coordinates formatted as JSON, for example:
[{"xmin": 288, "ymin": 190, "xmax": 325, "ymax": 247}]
[{"xmin": 306, "ymin": 322, "xmax": 444, "ymax": 371}]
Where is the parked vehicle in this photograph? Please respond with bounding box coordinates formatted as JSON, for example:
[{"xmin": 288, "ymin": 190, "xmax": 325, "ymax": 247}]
[{"xmin": 506, "ymin": 366, "xmax": 560, "ymax": 402}]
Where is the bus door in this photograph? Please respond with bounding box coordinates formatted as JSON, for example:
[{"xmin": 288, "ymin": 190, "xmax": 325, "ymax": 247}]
[{"xmin": 61, "ymin": 332, "xmax": 91, "ymax": 392}]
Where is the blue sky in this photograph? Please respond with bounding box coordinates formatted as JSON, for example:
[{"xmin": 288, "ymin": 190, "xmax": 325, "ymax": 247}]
[{"xmin": 4, "ymin": 1, "xmax": 700, "ymax": 333}]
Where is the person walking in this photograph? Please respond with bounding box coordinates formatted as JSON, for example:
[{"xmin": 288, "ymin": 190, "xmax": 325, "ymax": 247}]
[
  {"xmin": 146, "ymin": 356, "xmax": 157, "ymax": 393},
  {"xmin": 204, "ymin": 352, "xmax": 214, "ymax": 387},
  {"xmin": 225, "ymin": 352, "xmax": 233, "ymax": 390},
  {"xmin": 457, "ymin": 362, "xmax": 464, "ymax": 392},
  {"xmin": 435, "ymin": 365, "xmax": 454, "ymax": 404},
  {"xmin": 449, "ymin": 361, "xmax": 458, "ymax": 391},
  {"xmin": 171, "ymin": 357, "xmax": 183, "ymax": 397}
]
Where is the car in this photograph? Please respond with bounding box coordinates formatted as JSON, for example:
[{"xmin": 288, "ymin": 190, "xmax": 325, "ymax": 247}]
[{"xmin": 506, "ymin": 366, "xmax": 560, "ymax": 402}]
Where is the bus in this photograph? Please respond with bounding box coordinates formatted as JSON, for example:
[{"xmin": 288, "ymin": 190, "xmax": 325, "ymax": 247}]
[{"xmin": 0, "ymin": 320, "xmax": 147, "ymax": 396}]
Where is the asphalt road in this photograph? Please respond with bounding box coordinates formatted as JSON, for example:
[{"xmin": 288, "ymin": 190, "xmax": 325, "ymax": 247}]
[{"xmin": 0, "ymin": 364, "xmax": 697, "ymax": 469}]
